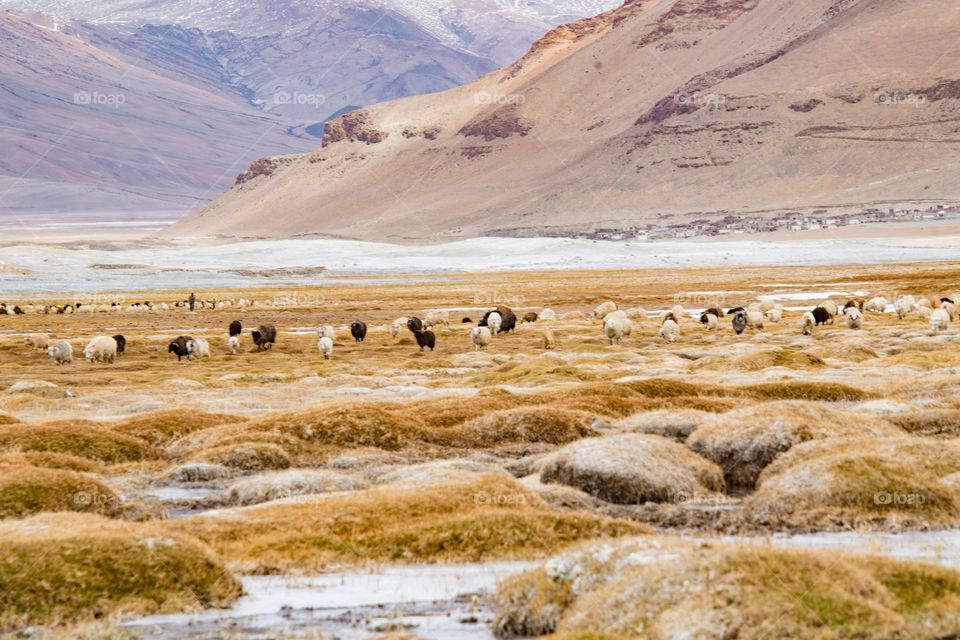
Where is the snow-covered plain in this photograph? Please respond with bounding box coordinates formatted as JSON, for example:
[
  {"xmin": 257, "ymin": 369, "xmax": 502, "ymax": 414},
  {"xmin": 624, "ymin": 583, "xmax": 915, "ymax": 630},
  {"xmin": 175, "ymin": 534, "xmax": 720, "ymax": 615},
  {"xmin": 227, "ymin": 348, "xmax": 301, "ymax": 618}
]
[{"xmin": 1, "ymin": 234, "xmax": 958, "ymax": 295}]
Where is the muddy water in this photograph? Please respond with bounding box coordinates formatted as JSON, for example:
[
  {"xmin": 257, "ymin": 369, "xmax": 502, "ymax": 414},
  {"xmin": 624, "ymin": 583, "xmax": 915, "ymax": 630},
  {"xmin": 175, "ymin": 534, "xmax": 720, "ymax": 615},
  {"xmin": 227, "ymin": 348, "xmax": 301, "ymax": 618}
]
[{"xmin": 125, "ymin": 562, "xmax": 533, "ymax": 639}]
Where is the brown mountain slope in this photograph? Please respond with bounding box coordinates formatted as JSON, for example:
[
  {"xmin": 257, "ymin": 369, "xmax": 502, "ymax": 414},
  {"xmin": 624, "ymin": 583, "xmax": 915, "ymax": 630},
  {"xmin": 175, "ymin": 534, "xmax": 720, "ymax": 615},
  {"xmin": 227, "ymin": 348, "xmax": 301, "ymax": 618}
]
[{"xmin": 163, "ymin": 0, "xmax": 960, "ymax": 241}]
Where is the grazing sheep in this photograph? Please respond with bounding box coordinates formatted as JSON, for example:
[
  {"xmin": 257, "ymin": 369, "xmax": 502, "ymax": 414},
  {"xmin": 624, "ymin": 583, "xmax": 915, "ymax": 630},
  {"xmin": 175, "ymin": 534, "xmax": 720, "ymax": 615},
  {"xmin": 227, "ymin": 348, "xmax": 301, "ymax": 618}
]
[
  {"xmin": 168, "ymin": 336, "xmax": 192, "ymax": 361},
  {"xmin": 801, "ymin": 312, "xmax": 816, "ymax": 335},
  {"xmin": 592, "ymin": 301, "xmax": 617, "ymax": 319},
  {"xmin": 726, "ymin": 306, "xmax": 745, "ymax": 316},
  {"xmin": 625, "ymin": 307, "xmax": 648, "ymax": 320},
  {"xmin": 942, "ymin": 301, "xmax": 958, "ymax": 321},
  {"xmin": 671, "ymin": 304, "xmax": 685, "ymax": 319},
  {"xmin": 391, "ymin": 317, "xmax": 408, "ymax": 339},
  {"xmin": 812, "ymin": 306, "xmax": 833, "ymax": 326},
  {"xmin": 423, "ymin": 310, "xmax": 450, "ymax": 328},
  {"xmin": 604, "ymin": 316, "xmax": 632, "ymax": 345},
  {"xmin": 844, "ymin": 306, "xmax": 864, "ymax": 329},
  {"xmin": 461, "ymin": 317, "xmax": 472, "ymax": 323},
  {"xmin": 747, "ymin": 302, "xmax": 762, "ymax": 313},
  {"xmin": 318, "ymin": 325, "xmax": 336, "ymax": 341},
  {"xmin": 471, "ymin": 326, "xmax": 492, "ymax": 351},
  {"xmin": 895, "ymin": 295, "xmax": 916, "ymax": 320},
  {"xmin": 485, "ymin": 311, "xmax": 502, "ymax": 335},
  {"xmin": 844, "ymin": 298, "xmax": 865, "ymax": 312},
  {"xmin": 83, "ymin": 336, "xmax": 117, "ymax": 364},
  {"xmin": 407, "ymin": 317, "xmax": 423, "ymax": 333},
  {"xmin": 229, "ymin": 320, "xmax": 242, "ymax": 337},
  {"xmin": 252, "ymin": 324, "xmax": 277, "ymax": 351},
  {"xmin": 499, "ymin": 311, "xmax": 518, "ymax": 333},
  {"xmin": 704, "ymin": 306, "xmax": 724, "ymax": 318},
  {"xmin": 659, "ymin": 318, "xmax": 680, "ymax": 343},
  {"xmin": 700, "ymin": 312, "xmax": 718, "ymax": 331},
  {"xmin": 318, "ymin": 336, "xmax": 334, "ymax": 359},
  {"xmin": 112, "ymin": 335, "xmax": 126, "ymax": 356},
  {"xmin": 930, "ymin": 308, "xmax": 951, "ymax": 334},
  {"xmin": 731, "ymin": 311, "xmax": 747, "ymax": 335},
  {"xmin": 604, "ymin": 310, "xmax": 628, "ymax": 321},
  {"xmin": 414, "ymin": 330, "xmax": 436, "ymax": 351},
  {"xmin": 522, "ymin": 311, "xmax": 538, "ymax": 323},
  {"xmin": 542, "ymin": 327, "xmax": 556, "ymax": 350},
  {"xmin": 350, "ymin": 321, "xmax": 367, "ymax": 342},
  {"xmin": 228, "ymin": 335, "xmax": 240, "ymax": 355},
  {"xmin": 26, "ymin": 333, "xmax": 51, "ymax": 350},
  {"xmin": 758, "ymin": 300, "xmax": 776, "ymax": 313},
  {"xmin": 918, "ymin": 297, "xmax": 933, "ymax": 310},
  {"xmin": 764, "ymin": 306, "xmax": 783, "ymax": 323},
  {"xmin": 47, "ymin": 340, "xmax": 73, "ymax": 365},
  {"xmin": 746, "ymin": 311, "xmax": 765, "ymax": 330},
  {"xmin": 820, "ymin": 301, "xmax": 838, "ymax": 317},
  {"xmin": 187, "ymin": 338, "xmax": 210, "ymax": 360},
  {"xmin": 539, "ymin": 308, "xmax": 556, "ymax": 321},
  {"xmin": 865, "ymin": 296, "xmax": 888, "ymax": 313},
  {"xmin": 917, "ymin": 306, "xmax": 933, "ymax": 319}
]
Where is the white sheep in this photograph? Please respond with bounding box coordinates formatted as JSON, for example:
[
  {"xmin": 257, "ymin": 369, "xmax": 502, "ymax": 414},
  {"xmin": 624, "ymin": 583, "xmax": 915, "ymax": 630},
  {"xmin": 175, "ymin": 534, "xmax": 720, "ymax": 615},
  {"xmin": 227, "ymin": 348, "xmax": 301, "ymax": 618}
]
[
  {"xmin": 659, "ymin": 319, "xmax": 680, "ymax": 343},
  {"xmin": 747, "ymin": 302, "xmax": 762, "ymax": 313},
  {"xmin": 759, "ymin": 300, "xmax": 776, "ymax": 313},
  {"xmin": 603, "ymin": 310, "xmax": 628, "ymax": 322},
  {"xmin": 47, "ymin": 341, "xmax": 73, "ymax": 365},
  {"xmin": 186, "ymin": 338, "xmax": 210, "ymax": 360},
  {"xmin": 671, "ymin": 304, "xmax": 685, "ymax": 319},
  {"xmin": 625, "ymin": 307, "xmax": 648, "ymax": 320},
  {"xmin": 318, "ymin": 336, "xmax": 334, "ymax": 359},
  {"xmin": 26, "ymin": 333, "xmax": 50, "ymax": 350},
  {"xmin": 865, "ymin": 296, "xmax": 888, "ymax": 313},
  {"xmin": 542, "ymin": 327, "xmax": 556, "ymax": 349},
  {"xmin": 228, "ymin": 336, "xmax": 240, "ymax": 355},
  {"xmin": 917, "ymin": 305, "xmax": 933, "ymax": 319},
  {"xmin": 844, "ymin": 306, "xmax": 864, "ymax": 329},
  {"xmin": 604, "ymin": 316, "xmax": 632, "ymax": 345},
  {"xmin": 423, "ymin": 310, "xmax": 450, "ymax": 328},
  {"xmin": 942, "ymin": 301, "xmax": 957, "ymax": 321},
  {"xmin": 801, "ymin": 312, "xmax": 816, "ymax": 336},
  {"xmin": 764, "ymin": 306, "xmax": 783, "ymax": 323},
  {"xmin": 930, "ymin": 308, "xmax": 951, "ymax": 334},
  {"xmin": 83, "ymin": 336, "xmax": 117, "ymax": 364},
  {"xmin": 471, "ymin": 326, "xmax": 492, "ymax": 351},
  {"xmin": 391, "ymin": 317, "xmax": 408, "ymax": 339},
  {"xmin": 319, "ymin": 325, "xmax": 336, "ymax": 341},
  {"xmin": 539, "ymin": 308, "xmax": 556, "ymax": 321},
  {"xmin": 820, "ymin": 300, "xmax": 838, "ymax": 317},
  {"xmin": 895, "ymin": 295, "xmax": 916, "ymax": 320},
  {"xmin": 702, "ymin": 313, "xmax": 718, "ymax": 331},
  {"xmin": 746, "ymin": 310, "xmax": 765, "ymax": 330},
  {"xmin": 592, "ymin": 301, "xmax": 617, "ymax": 319},
  {"xmin": 487, "ymin": 312, "xmax": 502, "ymax": 335}
]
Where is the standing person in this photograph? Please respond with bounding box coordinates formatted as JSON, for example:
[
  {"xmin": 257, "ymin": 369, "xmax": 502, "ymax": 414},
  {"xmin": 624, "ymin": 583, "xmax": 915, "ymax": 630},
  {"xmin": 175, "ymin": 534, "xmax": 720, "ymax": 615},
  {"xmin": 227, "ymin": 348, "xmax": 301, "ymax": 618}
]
[{"xmin": 189, "ymin": 292, "xmax": 196, "ymax": 311}]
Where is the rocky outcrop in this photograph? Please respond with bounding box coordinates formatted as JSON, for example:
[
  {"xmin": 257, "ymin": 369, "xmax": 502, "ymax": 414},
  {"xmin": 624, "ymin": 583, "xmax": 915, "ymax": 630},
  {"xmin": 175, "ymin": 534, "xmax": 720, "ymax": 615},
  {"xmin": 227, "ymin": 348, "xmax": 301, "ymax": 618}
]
[
  {"xmin": 458, "ymin": 106, "xmax": 533, "ymax": 141},
  {"xmin": 322, "ymin": 111, "xmax": 390, "ymax": 147}
]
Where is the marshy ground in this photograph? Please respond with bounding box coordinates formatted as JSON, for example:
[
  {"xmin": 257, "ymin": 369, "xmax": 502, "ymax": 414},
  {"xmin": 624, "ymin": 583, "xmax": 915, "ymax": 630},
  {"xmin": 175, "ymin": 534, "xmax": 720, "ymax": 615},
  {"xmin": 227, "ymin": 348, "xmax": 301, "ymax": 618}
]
[{"xmin": 2, "ymin": 261, "xmax": 960, "ymax": 638}]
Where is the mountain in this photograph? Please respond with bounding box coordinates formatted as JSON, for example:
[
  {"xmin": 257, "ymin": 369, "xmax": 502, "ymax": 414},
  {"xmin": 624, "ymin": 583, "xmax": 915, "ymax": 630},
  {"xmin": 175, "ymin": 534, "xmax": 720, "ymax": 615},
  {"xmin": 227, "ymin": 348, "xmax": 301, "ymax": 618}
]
[
  {"xmin": 163, "ymin": 0, "xmax": 960, "ymax": 242},
  {"xmin": 0, "ymin": 0, "xmax": 617, "ymax": 221}
]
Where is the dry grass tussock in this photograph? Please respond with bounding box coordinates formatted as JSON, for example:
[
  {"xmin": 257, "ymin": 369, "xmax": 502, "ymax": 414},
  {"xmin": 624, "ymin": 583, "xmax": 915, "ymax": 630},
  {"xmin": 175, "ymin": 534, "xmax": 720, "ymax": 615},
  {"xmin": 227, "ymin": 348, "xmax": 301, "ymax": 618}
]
[
  {"xmin": 225, "ymin": 469, "xmax": 369, "ymax": 506},
  {"xmin": 493, "ymin": 538, "xmax": 960, "ymax": 639},
  {"xmin": 173, "ymin": 471, "xmax": 646, "ymax": 572},
  {"xmin": 540, "ymin": 434, "xmax": 724, "ymax": 505},
  {"xmin": 110, "ymin": 410, "xmax": 244, "ymax": 446},
  {"xmin": 0, "ymin": 512, "xmax": 240, "ymax": 631},
  {"xmin": 0, "ymin": 464, "xmax": 119, "ymax": 519},
  {"xmin": 687, "ymin": 401, "xmax": 904, "ymax": 488},
  {"xmin": 614, "ymin": 408, "xmax": 713, "ymax": 441},
  {"xmin": 0, "ymin": 423, "xmax": 158, "ymax": 464},
  {"xmin": 887, "ymin": 409, "xmax": 960, "ymax": 437},
  {"xmin": 747, "ymin": 437, "xmax": 960, "ymax": 527}
]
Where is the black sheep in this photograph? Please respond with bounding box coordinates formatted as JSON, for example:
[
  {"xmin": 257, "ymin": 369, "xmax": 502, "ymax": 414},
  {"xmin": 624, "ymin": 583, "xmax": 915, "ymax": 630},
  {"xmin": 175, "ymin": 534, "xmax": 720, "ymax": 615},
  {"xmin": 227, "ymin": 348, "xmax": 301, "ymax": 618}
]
[
  {"xmin": 943, "ymin": 297, "xmax": 955, "ymax": 305},
  {"xmin": 252, "ymin": 324, "xmax": 277, "ymax": 351},
  {"xmin": 414, "ymin": 330, "xmax": 436, "ymax": 351},
  {"xmin": 407, "ymin": 317, "xmax": 423, "ymax": 333},
  {"xmin": 168, "ymin": 335, "xmax": 192, "ymax": 361},
  {"xmin": 522, "ymin": 312, "xmax": 538, "ymax": 323},
  {"xmin": 726, "ymin": 306, "xmax": 745, "ymax": 316},
  {"xmin": 732, "ymin": 311, "xmax": 747, "ymax": 335},
  {"xmin": 12, "ymin": 306, "xmax": 22, "ymax": 315},
  {"xmin": 812, "ymin": 306, "xmax": 833, "ymax": 326},
  {"xmin": 229, "ymin": 320, "xmax": 242, "ymax": 337},
  {"xmin": 113, "ymin": 335, "xmax": 126, "ymax": 356},
  {"xmin": 705, "ymin": 306, "xmax": 724, "ymax": 318},
  {"xmin": 499, "ymin": 311, "xmax": 517, "ymax": 333},
  {"xmin": 461, "ymin": 317, "xmax": 472, "ymax": 323},
  {"xmin": 350, "ymin": 320, "xmax": 367, "ymax": 342}
]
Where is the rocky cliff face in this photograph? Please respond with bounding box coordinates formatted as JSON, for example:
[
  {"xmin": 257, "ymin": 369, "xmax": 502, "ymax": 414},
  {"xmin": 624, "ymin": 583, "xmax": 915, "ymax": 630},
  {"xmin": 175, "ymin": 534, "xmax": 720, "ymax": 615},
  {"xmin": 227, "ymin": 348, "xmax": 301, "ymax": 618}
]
[{"xmin": 163, "ymin": 0, "xmax": 960, "ymax": 242}]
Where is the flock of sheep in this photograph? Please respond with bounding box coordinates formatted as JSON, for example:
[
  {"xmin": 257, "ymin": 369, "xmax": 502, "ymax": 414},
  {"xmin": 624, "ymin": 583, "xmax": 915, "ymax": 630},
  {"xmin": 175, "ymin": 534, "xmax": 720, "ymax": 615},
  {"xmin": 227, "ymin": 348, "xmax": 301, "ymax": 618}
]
[{"xmin": 15, "ymin": 292, "xmax": 957, "ymax": 367}]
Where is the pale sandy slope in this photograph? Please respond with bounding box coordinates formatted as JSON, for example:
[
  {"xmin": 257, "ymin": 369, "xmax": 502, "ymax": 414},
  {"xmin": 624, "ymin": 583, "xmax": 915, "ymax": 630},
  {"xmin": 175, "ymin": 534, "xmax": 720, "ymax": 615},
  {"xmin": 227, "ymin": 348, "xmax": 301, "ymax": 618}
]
[{"xmin": 162, "ymin": 0, "xmax": 960, "ymax": 242}]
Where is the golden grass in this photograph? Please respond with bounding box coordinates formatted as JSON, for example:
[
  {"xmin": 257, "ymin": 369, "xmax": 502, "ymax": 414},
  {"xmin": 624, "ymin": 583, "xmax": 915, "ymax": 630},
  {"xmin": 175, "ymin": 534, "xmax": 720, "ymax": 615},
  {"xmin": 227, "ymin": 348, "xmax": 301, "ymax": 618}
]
[
  {"xmin": 495, "ymin": 539, "xmax": 960, "ymax": 639},
  {"xmin": 888, "ymin": 410, "xmax": 960, "ymax": 437},
  {"xmin": 741, "ymin": 381, "xmax": 869, "ymax": 402},
  {"xmin": 0, "ymin": 464, "xmax": 119, "ymax": 519},
  {"xmin": 540, "ymin": 434, "xmax": 724, "ymax": 505},
  {"xmin": 0, "ymin": 423, "xmax": 157, "ymax": 464},
  {"xmin": 196, "ymin": 441, "xmax": 292, "ymax": 471},
  {"xmin": 686, "ymin": 401, "xmax": 903, "ymax": 488},
  {"xmin": 173, "ymin": 472, "xmax": 646, "ymax": 572},
  {"xmin": 449, "ymin": 407, "xmax": 597, "ymax": 447},
  {"xmin": 0, "ymin": 451, "xmax": 104, "ymax": 473},
  {"xmin": 0, "ymin": 513, "xmax": 240, "ymax": 630},
  {"xmin": 111, "ymin": 410, "xmax": 244, "ymax": 446}
]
